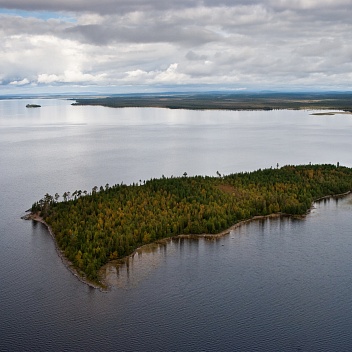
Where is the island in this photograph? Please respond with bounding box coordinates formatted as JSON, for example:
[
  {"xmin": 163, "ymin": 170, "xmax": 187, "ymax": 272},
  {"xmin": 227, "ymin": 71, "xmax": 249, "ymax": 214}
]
[
  {"xmin": 26, "ymin": 104, "xmax": 41, "ymax": 108},
  {"xmin": 24, "ymin": 164, "xmax": 352, "ymax": 288},
  {"xmin": 72, "ymin": 92, "xmax": 352, "ymax": 111}
]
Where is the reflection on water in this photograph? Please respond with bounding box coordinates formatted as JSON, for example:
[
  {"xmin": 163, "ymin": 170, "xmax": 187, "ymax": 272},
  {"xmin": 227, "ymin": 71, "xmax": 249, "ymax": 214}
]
[
  {"xmin": 102, "ymin": 194, "xmax": 352, "ymax": 296},
  {"xmin": 102, "ymin": 231, "xmax": 233, "ymax": 290},
  {"xmin": 102, "ymin": 240, "xmax": 173, "ymax": 289},
  {"xmin": 102, "ymin": 238, "xmax": 213, "ymax": 289}
]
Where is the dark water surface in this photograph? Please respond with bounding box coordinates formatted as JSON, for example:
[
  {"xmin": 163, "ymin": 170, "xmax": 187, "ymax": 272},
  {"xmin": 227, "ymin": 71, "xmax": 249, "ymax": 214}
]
[{"xmin": 1, "ymin": 99, "xmax": 352, "ymax": 351}]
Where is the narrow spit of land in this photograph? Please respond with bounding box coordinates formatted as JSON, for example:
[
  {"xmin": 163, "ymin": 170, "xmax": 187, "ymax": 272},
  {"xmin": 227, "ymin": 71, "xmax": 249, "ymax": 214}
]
[
  {"xmin": 72, "ymin": 92, "xmax": 352, "ymax": 111},
  {"xmin": 25, "ymin": 164, "xmax": 352, "ymax": 288},
  {"xmin": 21, "ymin": 213, "xmax": 103, "ymax": 290}
]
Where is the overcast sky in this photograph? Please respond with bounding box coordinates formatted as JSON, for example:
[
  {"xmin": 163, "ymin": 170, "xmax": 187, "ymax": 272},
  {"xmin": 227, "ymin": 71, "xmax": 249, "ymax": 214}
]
[{"xmin": 1, "ymin": 0, "xmax": 352, "ymax": 94}]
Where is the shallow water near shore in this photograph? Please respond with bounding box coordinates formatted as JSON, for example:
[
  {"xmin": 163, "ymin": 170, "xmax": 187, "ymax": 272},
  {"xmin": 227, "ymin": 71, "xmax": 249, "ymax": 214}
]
[{"xmin": 1, "ymin": 99, "xmax": 352, "ymax": 351}]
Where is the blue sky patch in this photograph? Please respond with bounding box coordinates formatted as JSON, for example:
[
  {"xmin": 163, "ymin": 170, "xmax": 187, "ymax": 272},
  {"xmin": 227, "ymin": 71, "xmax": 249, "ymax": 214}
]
[{"xmin": 0, "ymin": 8, "xmax": 76, "ymax": 22}]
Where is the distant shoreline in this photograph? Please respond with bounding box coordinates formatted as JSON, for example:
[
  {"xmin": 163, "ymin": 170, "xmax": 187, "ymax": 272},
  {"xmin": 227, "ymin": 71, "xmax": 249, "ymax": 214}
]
[
  {"xmin": 71, "ymin": 92, "xmax": 352, "ymax": 112},
  {"xmin": 23, "ymin": 191, "xmax": 350, "ymax": 290}
]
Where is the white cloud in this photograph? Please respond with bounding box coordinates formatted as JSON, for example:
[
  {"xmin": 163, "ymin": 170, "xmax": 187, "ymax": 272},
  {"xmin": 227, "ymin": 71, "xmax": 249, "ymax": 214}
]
[
  {"xmin": 124, "ymin": 64, "xmax": 188, "ymax": 85},
  {"xmin": 10, "ymin": 78, "xmax": 30, "ymax": 85},
  {"xmin": 1, "ymin": 1, "xmax": 352, "ymax": 91},
  {"xmin": 271, "ymin": 0, "xmax": 352, "ymax": 10},
  {"xmin": 154, "ymin": 63, "xmax": 188, "ymax": 84},
  {"xmin": 37, "ymin": 74, "xmax": 60, "ymax": 84},
  {"xmin": 37, "ymin": 71, "xmax": 106, "ymax": 84}
]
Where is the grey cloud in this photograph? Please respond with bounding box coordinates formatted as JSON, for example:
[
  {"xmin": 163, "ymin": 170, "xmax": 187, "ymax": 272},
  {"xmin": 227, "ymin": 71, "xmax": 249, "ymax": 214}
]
[
  {"xmin": 64, "ymin": 21, "xmax": 221, "ymax": 46},
  {"xmin": 185, "ymin": 51, "xmax": 208, "ymax": 61},
  {"xmin": 0, "ymin": 0, "xmax": 263, "ymax": 14},
  {"xmin": 1, "ymin": 0, "xmax": 352, "ymax": 90},
  {"xmin": 293, "ymin": 38, "xmax": 344, "ymax": 57},
  {"xmin": 0, "ymin": 15, "xmax": 71, "ymax": 36},
  {"xmin": 3, "ymin": 0, "xmax": 351, "ymax": 15}
]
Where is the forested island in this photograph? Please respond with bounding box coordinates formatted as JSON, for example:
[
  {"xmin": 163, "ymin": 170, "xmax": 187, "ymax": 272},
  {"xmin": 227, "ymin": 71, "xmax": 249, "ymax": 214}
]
[
  {"xmin": 26, "ymin": 104, "xmax": 41, "ymax": 108},
  {"xmin": 72, "ymin": 92, "xmax": 352, "ymax": 111},
  {"xmin": 27, "ymin": 164, "xmax": 352, "ymax": 287}
]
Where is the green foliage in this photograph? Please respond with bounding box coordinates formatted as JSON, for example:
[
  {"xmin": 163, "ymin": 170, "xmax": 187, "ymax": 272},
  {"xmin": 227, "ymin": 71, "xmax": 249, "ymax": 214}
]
[{"xmin": 33, "ymin": 164, "xmax": 352, "ymax": 281}]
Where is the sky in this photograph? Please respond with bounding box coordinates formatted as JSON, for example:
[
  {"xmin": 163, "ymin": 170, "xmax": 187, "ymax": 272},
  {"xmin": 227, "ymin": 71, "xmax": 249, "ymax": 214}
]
[{"xmin": 1, "ymin": 0, "xmax": 352, "ymax": 94}]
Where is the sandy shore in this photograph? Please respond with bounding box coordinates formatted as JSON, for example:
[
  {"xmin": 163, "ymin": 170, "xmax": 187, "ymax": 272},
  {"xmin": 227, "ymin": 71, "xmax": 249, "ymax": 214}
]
[
  {"xmin": 22, "ymin": 212, "xmax": 108, "ymax": 291},
  {"xmin": 23, "ymin": 190, "xmax": 351, "ymax": 290}
]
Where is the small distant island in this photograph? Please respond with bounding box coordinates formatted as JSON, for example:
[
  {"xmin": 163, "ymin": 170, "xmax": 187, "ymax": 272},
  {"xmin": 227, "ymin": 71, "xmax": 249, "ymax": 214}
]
[
  {"xmin": 26, "ymin": 104, "xmax": 41, "ymax": 108},
  {"xmin": 310, "ymin": 111, "xmax": 352, "ymax": 116},
  {"xmin": 24, "ymin": 164, "xmax": 352, "ymax": 288}
]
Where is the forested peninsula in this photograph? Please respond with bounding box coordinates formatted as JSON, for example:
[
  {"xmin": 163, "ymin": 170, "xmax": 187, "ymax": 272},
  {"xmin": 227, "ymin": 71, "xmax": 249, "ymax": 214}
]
[{"xmin": 27, "ymin": 164, "xmax": 352, "ymax": 286}]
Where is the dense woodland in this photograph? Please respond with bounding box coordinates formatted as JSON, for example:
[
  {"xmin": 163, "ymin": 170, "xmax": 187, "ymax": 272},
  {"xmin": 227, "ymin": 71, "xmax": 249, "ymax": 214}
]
[{"xmin": 31, "ymin": 164, "xmax": 352, "ymax": 282}]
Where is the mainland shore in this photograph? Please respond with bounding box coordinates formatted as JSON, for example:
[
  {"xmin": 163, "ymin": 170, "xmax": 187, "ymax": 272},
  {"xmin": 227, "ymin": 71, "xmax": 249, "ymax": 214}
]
[{"xmin": 72, "ymin": 92, "xmax": 352, "ymax": 112}]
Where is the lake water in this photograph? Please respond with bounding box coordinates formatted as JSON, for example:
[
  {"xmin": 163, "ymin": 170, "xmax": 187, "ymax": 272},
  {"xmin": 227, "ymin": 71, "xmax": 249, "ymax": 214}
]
[{"xmin": 1, "ymin": 99, "xmax": 352, "ymax": 351}]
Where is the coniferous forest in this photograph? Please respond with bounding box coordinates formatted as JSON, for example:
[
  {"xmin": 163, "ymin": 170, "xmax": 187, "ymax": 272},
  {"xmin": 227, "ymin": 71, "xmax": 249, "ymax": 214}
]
[{"xmin": 30, "ymin": 164, "xmax": 352, "ymax": 283}]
